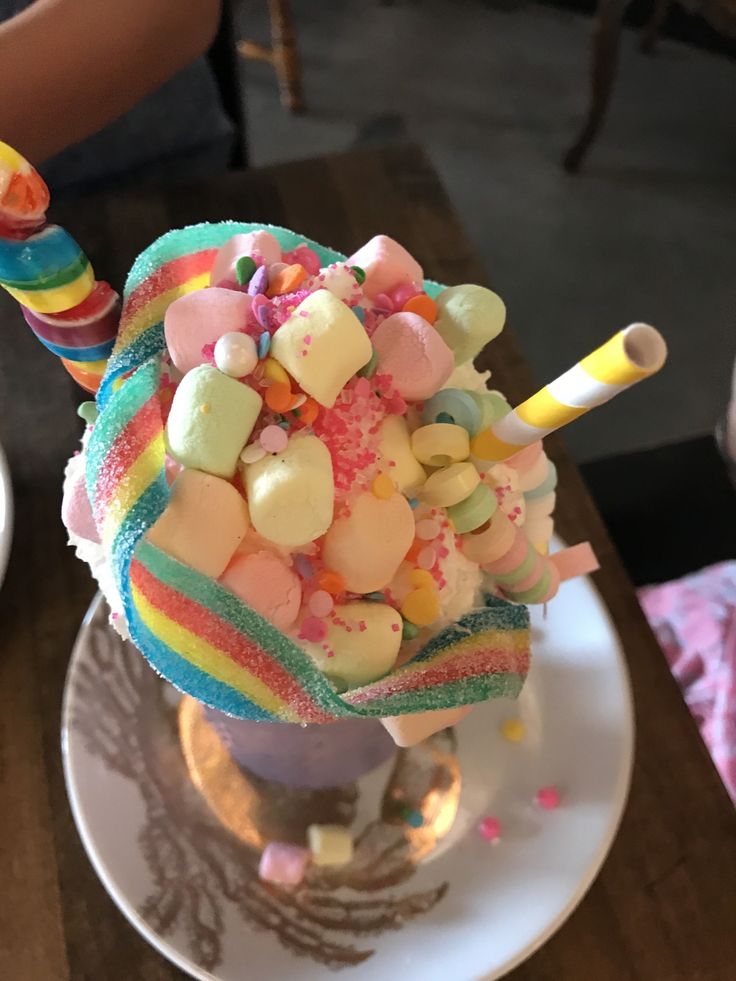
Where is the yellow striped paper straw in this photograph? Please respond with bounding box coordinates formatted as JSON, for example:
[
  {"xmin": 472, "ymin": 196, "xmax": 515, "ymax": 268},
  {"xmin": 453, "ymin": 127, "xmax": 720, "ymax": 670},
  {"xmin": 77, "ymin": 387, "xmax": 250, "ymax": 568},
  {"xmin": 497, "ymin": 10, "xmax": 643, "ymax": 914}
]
[{"xmin": 471, "ymin": 323, "xmax": 667, "ymax": 462}]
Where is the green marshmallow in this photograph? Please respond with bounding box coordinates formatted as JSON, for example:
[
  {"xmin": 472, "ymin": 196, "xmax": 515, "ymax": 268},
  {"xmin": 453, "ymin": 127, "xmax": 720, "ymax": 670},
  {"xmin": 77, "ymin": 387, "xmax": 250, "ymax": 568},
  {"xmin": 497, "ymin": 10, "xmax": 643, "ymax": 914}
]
[
  {"xmin": 434, "ymin": 284, "xmax": 506, "ymax": 365},
  {"xmin": 166, "ymin": 365, "xmax": 262, "ymax": 478}
]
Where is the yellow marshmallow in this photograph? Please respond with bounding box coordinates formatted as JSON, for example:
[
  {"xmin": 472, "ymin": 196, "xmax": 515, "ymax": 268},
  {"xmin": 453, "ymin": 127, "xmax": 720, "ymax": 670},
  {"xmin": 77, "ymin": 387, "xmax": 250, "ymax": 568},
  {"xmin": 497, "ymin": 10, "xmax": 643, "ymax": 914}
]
[
  {"xmin": 300, "ymin": 601, "xmax": 403, "ymax": 689},
  {"xmin": 270, "ymin": 290, "xmax": 372, "ymax": 407},
  {"xmin": 243, "ymin": 434, "xmax": 334, "ymax": 547},
  {"xmin": 377, "ymin": 415, "xmax": 427, "ymax": 492},
  {"xmin": 307, "ymin": 824, "xmax": 354, "ymax": 867},
  {"xmin": 322, "ymin": 492, "xmax": 414, "ymax": 593},
  {"xmin": 147, "ymin": 469, "xmax": 250, "ymax": 578}
]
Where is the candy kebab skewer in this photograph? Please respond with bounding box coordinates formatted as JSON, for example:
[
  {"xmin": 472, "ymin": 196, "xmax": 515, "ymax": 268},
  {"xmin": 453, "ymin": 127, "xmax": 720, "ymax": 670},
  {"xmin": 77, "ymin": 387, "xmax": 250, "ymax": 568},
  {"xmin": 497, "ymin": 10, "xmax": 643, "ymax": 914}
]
[{"xmin": 0, "ymin": 142, "xmax": 119, "ymax": 394}]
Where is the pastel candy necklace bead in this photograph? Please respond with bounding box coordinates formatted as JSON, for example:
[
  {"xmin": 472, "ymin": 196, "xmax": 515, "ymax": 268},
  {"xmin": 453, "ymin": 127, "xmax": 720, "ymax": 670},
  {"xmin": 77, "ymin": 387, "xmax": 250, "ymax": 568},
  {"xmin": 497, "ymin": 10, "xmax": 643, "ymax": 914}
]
[
  {"xmin": 411, "ymin": 423, "xmax": 470, "ymax": 467},
  {"xmin": 446, "ymin": 481, "xmax": 497, "ymax": 533},
  {"xmin": 420, "ymin": 461, "xmax": 480, "ymax": 507},
  {"xmin": 524, "ymin": 461, "xmax": 558, "ymax": 500},
  {"xmin": 468, "ymin": 390, "xmax": 512, "ymax": 430},
  {"xmin": 422, "ymin": 388, "xmax": 483, "ymax": 436},
  {"xmin": 460, "ymin": 507, "xmax": 516, "ymax": 565}
]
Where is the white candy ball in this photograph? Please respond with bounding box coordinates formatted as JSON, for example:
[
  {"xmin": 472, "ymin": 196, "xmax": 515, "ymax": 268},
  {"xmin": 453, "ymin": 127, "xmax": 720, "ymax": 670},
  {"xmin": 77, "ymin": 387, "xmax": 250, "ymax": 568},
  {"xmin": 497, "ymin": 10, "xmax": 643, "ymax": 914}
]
[
  {"xmin": 317, "ymin": 263, "xmax": 360, "ymax": 302},
  {"xmin": 214, "ymin": 332, "xmax": 258, "ymax": 378}
]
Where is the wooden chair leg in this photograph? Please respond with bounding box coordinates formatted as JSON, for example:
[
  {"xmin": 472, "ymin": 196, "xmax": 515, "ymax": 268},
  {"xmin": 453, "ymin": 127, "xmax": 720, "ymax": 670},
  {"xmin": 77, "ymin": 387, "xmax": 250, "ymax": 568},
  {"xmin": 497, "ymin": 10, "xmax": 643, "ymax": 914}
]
[
  {"xmin": 268, "ymin": 0, "xmax": 305, "ymax": 113},
  {"xmin": 640, "ymin": 0, "xmax": 672, "ymax": 54},
  {"xmin": 563, "ymin": 0, "xmax": 629, "ymax": 173}
]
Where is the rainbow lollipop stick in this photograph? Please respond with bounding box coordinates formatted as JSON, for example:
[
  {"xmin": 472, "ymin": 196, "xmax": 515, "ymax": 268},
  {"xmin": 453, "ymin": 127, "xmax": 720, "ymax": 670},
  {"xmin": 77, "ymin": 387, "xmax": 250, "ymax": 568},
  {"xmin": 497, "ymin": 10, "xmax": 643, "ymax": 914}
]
[
  {"xmin": 471, "ymin": 323, "xmax": 667, "ymax": 462},
  {"xmin": 0, "ymin": 141, "xmax": 119, "ymax": 392}
]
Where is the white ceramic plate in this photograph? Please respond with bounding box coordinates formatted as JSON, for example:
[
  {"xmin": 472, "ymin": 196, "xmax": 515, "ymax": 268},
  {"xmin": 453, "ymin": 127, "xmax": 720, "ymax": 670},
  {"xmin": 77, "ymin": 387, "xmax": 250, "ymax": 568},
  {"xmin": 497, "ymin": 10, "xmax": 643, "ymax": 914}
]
[
  {"xmin": 0, "ymin": 442, "xmax": 13, "ymax": 587},
  {"xmin": 62, "ymin": 550, "xmax": 633, "ymax": 981}
]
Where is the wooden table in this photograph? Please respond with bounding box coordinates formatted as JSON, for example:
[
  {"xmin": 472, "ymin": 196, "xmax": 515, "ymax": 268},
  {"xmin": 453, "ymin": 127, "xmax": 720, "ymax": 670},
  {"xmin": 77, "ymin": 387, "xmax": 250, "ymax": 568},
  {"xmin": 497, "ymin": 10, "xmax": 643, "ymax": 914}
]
[{"xmin": 0, "ymin": 146, "xmax": 734, "ymax": 980}]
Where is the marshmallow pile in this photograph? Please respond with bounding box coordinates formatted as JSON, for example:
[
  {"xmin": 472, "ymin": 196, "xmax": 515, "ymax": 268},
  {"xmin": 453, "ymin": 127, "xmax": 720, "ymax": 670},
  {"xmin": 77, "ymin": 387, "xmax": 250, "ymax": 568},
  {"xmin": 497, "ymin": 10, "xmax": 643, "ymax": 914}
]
[
  {"xmin": 64, "ymin": 230, "xmax": 560, "ymax": 696},
  {"xmin": 160, "ymin": 231, "xmax": 518, "ymax": 685},
  {"xmin": 66, "ymin": 226, "xmax": 597, "ymax": 742}
]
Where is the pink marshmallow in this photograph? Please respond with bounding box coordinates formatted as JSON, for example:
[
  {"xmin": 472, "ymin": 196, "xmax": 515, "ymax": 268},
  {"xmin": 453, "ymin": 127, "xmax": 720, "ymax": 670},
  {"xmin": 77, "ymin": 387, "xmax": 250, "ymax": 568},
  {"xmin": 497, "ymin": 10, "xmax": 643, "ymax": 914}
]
[
  {"xmin": 210, "ymin": 231, "xmax": 282, "ymax": 286},
  {"xmin": 371, "ymin": 312, "xmax": 454, "ymax": 401},
  {"xmin": 381, "ymin": 706, "xmax": 472, "ymax": 747},
  {"xmin": 220, "ymin": 550, "xmax": 301, "ymax": 630},
  {"xmin": 62, "ymin": 468, "xmax": 100, "ymax": 543},
  {"xmin": 164, "ymin": 288, "xmax": 252, "ymax": 374},
  {"xmin": 346, "ymin": 235, "xmax": 423, "ymax": 300},
  {"xmin": 258, "ymin": 842, "xmax": 310, "ymax": 886}
]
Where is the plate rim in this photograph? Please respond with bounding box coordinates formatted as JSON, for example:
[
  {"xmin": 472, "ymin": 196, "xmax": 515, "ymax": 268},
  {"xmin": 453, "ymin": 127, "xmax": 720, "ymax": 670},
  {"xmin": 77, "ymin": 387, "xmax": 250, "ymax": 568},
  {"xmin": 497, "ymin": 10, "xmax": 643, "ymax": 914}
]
[
  {"xmin": 0, "ymin": 441, "xmax": 13, "ymax": 588},
  {"xmin": 62, "ymin": 561, "xmax": 635, "ymax": 981}
]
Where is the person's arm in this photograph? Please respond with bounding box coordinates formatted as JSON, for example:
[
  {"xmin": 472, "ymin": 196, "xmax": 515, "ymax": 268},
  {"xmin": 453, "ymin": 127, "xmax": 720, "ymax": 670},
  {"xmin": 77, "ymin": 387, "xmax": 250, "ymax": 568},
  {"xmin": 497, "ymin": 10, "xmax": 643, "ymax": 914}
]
[{"xmin": 0, "ymin": 0, "xmax": 222, "ymax": 164}]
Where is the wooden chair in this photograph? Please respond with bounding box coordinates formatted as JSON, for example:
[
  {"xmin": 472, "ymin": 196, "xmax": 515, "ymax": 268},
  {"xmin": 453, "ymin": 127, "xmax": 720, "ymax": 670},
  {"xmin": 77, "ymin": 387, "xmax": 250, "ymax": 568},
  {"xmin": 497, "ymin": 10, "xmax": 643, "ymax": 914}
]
[
  {"xmin": 564, "ymin": 0, "xmax": 736, "ymax": 172},
  {"xmin": 238, "ymin": 0, "xmax": 306, "ymax": 113}
]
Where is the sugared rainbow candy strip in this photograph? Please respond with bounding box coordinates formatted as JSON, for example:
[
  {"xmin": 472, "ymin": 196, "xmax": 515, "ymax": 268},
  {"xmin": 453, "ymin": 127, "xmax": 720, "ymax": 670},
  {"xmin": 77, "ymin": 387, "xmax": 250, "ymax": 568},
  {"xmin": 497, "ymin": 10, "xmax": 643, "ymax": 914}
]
[
  {"xmin": 0, "ymin": 141, "xmax": 119, "ymax": 392},
  {"xmin": 471, "ymin": 323, "xmax": 667, "ymax": 463},
  {"xmin": 85, "ymin": 222, "xmax": 531, "ymax": 722}
]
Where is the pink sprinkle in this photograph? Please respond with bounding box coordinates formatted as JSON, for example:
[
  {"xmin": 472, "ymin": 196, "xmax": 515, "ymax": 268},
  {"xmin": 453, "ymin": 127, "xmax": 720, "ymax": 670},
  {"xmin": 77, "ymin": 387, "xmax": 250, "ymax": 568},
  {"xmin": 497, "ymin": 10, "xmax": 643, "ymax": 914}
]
[
  {"xmin": 304, "ymin": 334, "xmax": 312, "ymax": 344},
  {"xmin": 417, "ymin": 547, "xmax": 437, "ymax": 570},
  {"xmin": 478, "ymin": 817, "xmax": 501, "ymax": 842},
  {"xmin": 300, "ymin": 617, "xmax": 328, "ymax": 643},
  {"xmin": 416, "ymin": 518, "xmax": 440, "ymax": 541},
  {"xmin": 308, "ymin": 590, "xmax": 334, "ymax": 618},
  {"xmin": 391, "ymin": 622, "xmax": 400, "ymax": 632},
  {"xmin": 438, "ymin": 546, "xmax": 450, "ymax": 558},
  {"xmin": 260, "ymin": 425, "xmax": 288, "ymax": 453},
  {"xmin": 536, "ymin": 786, "xmax": 561, "ymax": 810}
]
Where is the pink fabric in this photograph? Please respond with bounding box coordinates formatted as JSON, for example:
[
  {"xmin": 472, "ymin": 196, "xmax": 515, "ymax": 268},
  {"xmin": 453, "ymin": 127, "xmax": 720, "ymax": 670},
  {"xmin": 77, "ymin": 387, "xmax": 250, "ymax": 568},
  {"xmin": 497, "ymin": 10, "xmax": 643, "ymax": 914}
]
[{"xmin": 638, "ymin": 562, "xmax": 736, "ymax": 803}]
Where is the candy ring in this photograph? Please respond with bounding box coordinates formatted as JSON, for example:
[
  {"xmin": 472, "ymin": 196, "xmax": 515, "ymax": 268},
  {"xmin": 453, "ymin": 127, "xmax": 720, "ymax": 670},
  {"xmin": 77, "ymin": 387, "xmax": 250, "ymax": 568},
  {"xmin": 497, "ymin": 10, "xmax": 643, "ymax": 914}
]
[
  {"xmin": 421, "ymin": 388, "xmax": 482, "ymax": 435},
  {"xmin": 446, "ymin": 482, "xmax": 497, "ymax": 533},
  {"xmin": 411, "ymin": 423, "xmax": 470, "ymax": 467},
  {"xmin": 420, "ymin": 461, "xmax": 480, "ymax": 507}
]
